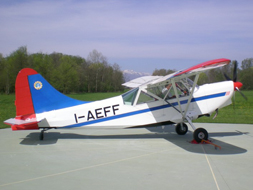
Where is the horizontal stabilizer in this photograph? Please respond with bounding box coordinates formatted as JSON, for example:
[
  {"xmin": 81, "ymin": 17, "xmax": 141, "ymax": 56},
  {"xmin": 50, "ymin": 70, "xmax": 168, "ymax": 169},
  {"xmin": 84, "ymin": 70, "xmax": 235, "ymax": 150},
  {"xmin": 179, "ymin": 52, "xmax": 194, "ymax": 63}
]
[
  {"xmin": 4, "ymin": 118, "xmax": 40, "ymax": 130},
  {"xmin": 4, "ymin": 118, "xmax": 38, "ymax": 125}
]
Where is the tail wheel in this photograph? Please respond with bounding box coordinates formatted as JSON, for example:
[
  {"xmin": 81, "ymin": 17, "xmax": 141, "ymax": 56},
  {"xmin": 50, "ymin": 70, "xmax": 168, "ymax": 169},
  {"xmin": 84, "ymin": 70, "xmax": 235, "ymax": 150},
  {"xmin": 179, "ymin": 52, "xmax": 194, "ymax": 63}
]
[
  {"xmin": 193, "ymin": 128, "xmax": 208, "ymax": 143},
  {"xmin": 175, "ymin": 123, "xmax": 188, "ymax": 135},
  {"xmin": 40, "ymin": 131, "xmax": 44, "ymax": 140},
  {"xmin": 40, "ymin": 130, "xmax": 44, "ymax": 140}
]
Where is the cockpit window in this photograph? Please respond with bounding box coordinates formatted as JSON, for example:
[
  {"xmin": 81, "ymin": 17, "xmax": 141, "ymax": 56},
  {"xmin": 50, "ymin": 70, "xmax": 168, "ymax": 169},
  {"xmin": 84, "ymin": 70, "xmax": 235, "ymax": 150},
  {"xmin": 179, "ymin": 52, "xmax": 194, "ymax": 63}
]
[
  {"xmin": 137, "ymin": 91, "xmax": 157, "ymax": 105},
  {"xmin": 122, "ymin": 88, "xmax": 139, "ymax": 105},
  {"xmin": 181, "ymin": 78, "xmax": 199, "ymax": 91},
  {"xmin": 147, "ymin": 77, "xmax": 197, "ymax": 100},
  {"xmin": 164, "ymin": 82, "xmax": 189, "ymax": 100},
  {"xmin": 147, "ymin": 86, "xmax": 166, "ymax": 99}
]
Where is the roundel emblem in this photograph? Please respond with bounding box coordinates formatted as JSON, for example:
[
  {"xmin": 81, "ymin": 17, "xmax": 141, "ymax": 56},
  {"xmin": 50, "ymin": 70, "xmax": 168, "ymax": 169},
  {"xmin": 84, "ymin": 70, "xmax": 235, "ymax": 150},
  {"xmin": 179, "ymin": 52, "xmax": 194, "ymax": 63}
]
[{"xmin": 34, "ymin": 81, "xmax": 43, "ymax": 90}]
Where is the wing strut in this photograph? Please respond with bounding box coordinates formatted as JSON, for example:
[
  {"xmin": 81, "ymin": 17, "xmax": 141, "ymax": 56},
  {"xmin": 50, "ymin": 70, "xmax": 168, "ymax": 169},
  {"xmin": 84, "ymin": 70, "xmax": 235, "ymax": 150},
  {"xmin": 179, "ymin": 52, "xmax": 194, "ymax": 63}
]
[
  {"xmin": 163, "ymin": 75, "xmax": 200, "ymax": 118},
  {"xmin": 164, "ymin": 99, "xmax": 181, "ymax": 114},
  {"xmin": 163, "ymin": 79, "xmax": 182, "ymax": 115},
  {"xmin": 171, "ymin": 79, "xmax": 183, "ymax": 116},
  {"xmin": 163, "ymin": 74, "xmax": 200, "ymax": 120},
  {"xmin": 182, "ymin": 73, "xmax": 200, "ymax": 120},
  {"xmin": 183, "ymin": 75, "xmax": 200, "ymax": 140}
]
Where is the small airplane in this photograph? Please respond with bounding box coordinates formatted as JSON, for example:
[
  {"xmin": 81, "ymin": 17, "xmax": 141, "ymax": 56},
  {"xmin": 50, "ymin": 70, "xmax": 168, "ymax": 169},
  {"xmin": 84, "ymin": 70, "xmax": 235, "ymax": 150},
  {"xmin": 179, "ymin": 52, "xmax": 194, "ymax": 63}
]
[{"xmin": 4, "ymin": 58, "xmax": 246, "ymax": 142}]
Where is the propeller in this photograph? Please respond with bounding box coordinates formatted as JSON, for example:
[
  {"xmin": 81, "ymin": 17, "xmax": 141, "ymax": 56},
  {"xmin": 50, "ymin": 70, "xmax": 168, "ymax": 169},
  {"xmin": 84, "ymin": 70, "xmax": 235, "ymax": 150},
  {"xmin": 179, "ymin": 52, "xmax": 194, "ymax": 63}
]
[
  {"xmin": 233, "ymin": 61, "xmax": 238, "ymax": 82},
  {"xmin": 223, "ymin": 61, "xmax": 247, "ymax": 101}
]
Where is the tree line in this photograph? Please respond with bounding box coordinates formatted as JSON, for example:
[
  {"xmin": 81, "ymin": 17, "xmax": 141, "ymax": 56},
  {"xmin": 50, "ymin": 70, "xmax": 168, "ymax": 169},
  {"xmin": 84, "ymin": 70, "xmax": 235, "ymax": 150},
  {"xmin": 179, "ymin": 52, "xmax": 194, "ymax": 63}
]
[
  {"xmin": 0, "ymin": 47, "xmax": 124, "ymax": 94},
  {"xmin": 152, "ymin": 59, "xmax": 253, "ymax": 90},
  {"xmin": 1, "ymin": 46, "xmax": 252, "ymax": 94}
]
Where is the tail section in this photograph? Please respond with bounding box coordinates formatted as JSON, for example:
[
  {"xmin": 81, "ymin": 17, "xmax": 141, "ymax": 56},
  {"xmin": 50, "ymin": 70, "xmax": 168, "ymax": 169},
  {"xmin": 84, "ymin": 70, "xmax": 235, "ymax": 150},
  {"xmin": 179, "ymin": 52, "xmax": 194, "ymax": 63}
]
[
  {"xmin": 15, "ymin": 68, "xmax": 38, "ymax": 116},
  {"xmin": 5, "ymin": 68, "xmax": 39, "ymax": 130},
  {"xmin": 4, "ymin": 68, "xmax": 89, "ymax": 130},
  {"xmin": 27, "ymin": 69, "xmax": 89, "ymax": 114}
]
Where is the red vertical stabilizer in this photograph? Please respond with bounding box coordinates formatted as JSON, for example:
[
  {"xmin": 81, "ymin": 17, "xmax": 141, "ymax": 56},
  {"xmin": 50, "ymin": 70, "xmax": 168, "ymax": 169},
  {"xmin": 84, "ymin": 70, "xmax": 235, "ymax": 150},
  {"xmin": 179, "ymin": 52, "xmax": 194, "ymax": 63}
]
[
  {"xmin": 15, "ymin": 68, "xmax": 37, "ymax": 116},
  {"xmin": 5, "ymin": 68, "xmax": 39, "ymax": 130}
]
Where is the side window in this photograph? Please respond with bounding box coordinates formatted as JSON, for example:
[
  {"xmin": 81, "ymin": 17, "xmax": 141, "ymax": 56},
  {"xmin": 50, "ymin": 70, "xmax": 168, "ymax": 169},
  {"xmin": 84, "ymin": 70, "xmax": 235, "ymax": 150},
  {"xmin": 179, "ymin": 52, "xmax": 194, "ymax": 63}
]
[
  {"xmin": 147, "ymin": 79, "xmax": 192, "ymax": 101},
  {"xmin": 165, "ymin": 85, "xmax": 177, "ymax": 99},
  {"xmin": 147, "ymin": 86, "xmax": 166, "ymax": 99},
  {"xmin": 122, "ymin": 88, "xmax": 139, "ymax": 105},
  {"xmin": 181, "ymin": 77, "xmax": 199, "ymax": 92},
  {"xmin": 175, "ymin": 82, "xmax": 189, "ymax": 96},
  {"xmin": 165, "ymin": 82, "xmax": 189, "ymax": 100},
  {"xmin": 137, "ymin": 91, "xmax": 157, "ymax": 105}
]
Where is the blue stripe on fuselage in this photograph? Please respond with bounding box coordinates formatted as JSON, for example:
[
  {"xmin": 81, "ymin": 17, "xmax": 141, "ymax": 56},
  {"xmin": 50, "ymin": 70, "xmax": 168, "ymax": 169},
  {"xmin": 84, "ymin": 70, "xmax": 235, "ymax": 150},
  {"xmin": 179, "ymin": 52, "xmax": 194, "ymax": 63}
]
[{"xmin": 63, "ymin": 92, "xmax": 226, "ymax": 128}]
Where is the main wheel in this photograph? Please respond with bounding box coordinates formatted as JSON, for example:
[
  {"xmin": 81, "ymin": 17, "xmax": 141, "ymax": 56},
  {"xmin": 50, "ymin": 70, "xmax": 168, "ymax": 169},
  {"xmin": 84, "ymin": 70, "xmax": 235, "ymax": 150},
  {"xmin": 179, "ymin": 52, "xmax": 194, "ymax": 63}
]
[
  {"xmin": 193, "ymin": 128, "xmax": 208, "ymax": 143},
  {"xmin": 175, "ymin": 123, "xmax": 188, "ymax": 135}
]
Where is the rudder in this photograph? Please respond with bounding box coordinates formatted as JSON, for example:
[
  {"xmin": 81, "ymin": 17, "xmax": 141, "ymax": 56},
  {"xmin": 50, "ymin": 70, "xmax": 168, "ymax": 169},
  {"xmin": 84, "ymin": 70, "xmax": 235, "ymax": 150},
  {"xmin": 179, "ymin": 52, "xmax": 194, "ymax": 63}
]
[
  {"xmin": 4, "ymin": 68, "xmax": 39, "ymax": 130},
  {"xmin": 15, "ymin": 68, "xmax": 38, "ymax": 116}
]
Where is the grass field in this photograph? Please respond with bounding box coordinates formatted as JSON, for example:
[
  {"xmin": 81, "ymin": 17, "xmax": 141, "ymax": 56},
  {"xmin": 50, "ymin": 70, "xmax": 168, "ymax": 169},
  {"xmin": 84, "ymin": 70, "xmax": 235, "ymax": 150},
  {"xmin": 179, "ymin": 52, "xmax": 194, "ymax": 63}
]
[{"xmin": 1, "ymin": 91, "xmax": 252, "ymax": 129}]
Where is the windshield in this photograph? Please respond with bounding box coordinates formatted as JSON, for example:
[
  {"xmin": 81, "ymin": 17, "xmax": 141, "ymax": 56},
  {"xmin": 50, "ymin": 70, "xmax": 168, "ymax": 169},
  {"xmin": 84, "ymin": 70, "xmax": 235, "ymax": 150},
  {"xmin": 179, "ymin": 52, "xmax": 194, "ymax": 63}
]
[{"xmin": 122, "ymin": 88, "xmax": 139, "ymax": 105}]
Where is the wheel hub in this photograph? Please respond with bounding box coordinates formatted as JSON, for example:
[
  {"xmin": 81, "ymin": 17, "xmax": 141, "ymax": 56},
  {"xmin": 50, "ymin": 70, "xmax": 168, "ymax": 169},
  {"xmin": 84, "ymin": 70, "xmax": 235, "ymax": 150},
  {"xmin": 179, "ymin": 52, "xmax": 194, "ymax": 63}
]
[{"xmin": 198, "ymin": 132, "xmax": 205, "ymax": 139}]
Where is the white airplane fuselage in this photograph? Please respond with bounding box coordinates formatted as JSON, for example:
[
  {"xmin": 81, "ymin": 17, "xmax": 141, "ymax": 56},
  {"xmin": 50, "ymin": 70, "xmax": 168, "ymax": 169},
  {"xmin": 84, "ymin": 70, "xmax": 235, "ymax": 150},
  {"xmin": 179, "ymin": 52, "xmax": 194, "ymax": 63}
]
[
  {"xmin": 36, "ymin": 81, "xmax": 234, "ymax": 129},
  {"xmin": 5, "ymin": 59, "xmax": 243, "ymax": 142}
]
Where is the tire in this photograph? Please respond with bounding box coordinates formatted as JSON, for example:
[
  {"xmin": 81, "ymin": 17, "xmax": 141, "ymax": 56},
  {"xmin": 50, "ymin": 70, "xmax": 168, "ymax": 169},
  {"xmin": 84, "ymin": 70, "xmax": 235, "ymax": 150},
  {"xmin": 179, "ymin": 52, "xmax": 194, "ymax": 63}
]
[
  {"xmin": 193, "ymin": 128, "xmax": 208, "ymax": 143},
  {"xmin": 175, "ymin": 123, "xmax": 188, "ymax": 135}
]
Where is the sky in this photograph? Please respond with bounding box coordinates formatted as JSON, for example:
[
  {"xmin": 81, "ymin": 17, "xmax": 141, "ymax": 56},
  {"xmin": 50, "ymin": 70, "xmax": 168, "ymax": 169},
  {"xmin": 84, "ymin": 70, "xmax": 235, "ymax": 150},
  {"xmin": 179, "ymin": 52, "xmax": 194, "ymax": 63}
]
[{"xmin": 1, "ymin": 0, "xmax": 253, "ymax": 74}]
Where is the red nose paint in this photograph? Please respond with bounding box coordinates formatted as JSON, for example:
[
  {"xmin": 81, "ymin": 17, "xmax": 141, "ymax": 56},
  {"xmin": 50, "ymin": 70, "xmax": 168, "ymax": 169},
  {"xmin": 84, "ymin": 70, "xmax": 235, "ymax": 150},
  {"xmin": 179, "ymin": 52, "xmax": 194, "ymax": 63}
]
[{"xmin": 234, "ymin": 82, "xmax": 243, "ymax": 90}]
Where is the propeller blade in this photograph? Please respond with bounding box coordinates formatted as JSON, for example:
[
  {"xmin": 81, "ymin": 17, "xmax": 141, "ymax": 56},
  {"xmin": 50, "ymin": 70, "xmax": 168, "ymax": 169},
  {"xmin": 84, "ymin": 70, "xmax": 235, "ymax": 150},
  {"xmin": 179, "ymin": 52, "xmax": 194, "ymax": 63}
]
[
  {"xmin": 233, "ymin": 91, "xmax": 235, "ymax": 109},
  {"xmin": 233, "ymin": 62, "xmax": 238, "ymax": 82},
  {"xmin": 235, "ymin": 87, "xmax": 248, "ymax": 100},
  {"xmin": 223, "ymin": 72, "xmax": 231, "ymax": 81}
]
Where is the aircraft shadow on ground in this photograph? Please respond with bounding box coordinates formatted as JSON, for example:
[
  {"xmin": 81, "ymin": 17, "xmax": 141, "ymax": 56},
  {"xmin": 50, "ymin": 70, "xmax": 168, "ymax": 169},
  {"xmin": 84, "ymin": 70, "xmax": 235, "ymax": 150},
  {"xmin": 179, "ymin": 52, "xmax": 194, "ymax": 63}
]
[{"xmin": 20, "ymin": 126, "xmax": 247, "ymax": 155}]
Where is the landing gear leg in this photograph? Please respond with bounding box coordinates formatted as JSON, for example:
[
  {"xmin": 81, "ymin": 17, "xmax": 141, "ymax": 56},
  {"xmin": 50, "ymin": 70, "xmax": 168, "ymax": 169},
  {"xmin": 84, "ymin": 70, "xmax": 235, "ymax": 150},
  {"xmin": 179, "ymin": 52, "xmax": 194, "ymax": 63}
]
[
  {"xmin": 39, "ymin": 128, "xmax": 51, "ymax": 141},
  {"xmin": 185, "ymin": 116, "xmax": 209, "ymax": 143},
  {"xmin": 40, "ymin": 130, "xmax": 45, "ymax": 140}
]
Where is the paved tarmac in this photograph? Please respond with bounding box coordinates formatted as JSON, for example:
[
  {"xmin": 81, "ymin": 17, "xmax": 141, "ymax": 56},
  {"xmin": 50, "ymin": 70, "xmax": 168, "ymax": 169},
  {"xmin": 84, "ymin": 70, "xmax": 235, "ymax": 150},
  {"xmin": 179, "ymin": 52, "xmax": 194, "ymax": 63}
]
[{"xmin": 0, "ymin": 123, "xmax": 252, "ymax": 190}]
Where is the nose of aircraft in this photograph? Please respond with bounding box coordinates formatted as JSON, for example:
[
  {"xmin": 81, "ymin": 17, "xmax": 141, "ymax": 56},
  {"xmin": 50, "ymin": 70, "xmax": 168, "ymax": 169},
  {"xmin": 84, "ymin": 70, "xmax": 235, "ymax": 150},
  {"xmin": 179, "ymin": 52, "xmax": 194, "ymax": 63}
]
[
  {"xmin": 234, "ymin": 81, "xmax": 243, "ymax": 90},
  {"xmin": 225, "ymin": 62, "xmax": 247, "ymax": 100},
  {"xmin": 233, "ymin": 81, "xmax": 247, "ymax": 100}
]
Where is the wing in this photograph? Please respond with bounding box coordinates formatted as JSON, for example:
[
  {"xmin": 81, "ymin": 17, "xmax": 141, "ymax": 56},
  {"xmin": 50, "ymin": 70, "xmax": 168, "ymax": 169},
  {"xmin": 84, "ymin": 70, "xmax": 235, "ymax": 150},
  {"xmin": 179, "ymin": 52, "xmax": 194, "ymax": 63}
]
[
  {"xmin": 148, "ymin": 58, "xmax": 230, "ymax": 88},
  {"xmin": 122, "ymin": 58, "xmax": 230, "ymax": 89},
  {"xmin": 122, "ymin": 76, "xmax": 163, "ymax": 88},
  {"xmin": 175, "ymin": 58, "xmax": 230, "ymax": 76}
]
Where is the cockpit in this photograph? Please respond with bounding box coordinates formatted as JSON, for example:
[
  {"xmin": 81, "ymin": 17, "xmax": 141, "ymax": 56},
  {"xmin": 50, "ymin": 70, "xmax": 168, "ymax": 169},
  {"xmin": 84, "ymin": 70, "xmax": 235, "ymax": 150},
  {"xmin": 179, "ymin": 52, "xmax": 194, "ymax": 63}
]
[{"xmin": 122, "ymin": 77, "xmax": 198, "ymax": 106}]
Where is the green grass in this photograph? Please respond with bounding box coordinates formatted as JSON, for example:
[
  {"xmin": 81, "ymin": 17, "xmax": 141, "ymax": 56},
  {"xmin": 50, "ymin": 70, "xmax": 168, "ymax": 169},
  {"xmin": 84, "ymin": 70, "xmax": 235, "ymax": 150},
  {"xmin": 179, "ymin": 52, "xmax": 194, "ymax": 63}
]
[
  {"xmin": 1, "ymin": 91, "xmax": 253, "ymax": 129},
  {"xmin": 0, "ymin": 94, "xmax": 16, "ymax": 129}
]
